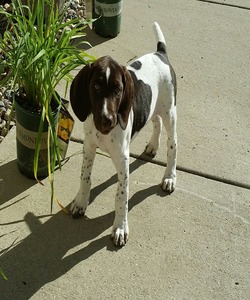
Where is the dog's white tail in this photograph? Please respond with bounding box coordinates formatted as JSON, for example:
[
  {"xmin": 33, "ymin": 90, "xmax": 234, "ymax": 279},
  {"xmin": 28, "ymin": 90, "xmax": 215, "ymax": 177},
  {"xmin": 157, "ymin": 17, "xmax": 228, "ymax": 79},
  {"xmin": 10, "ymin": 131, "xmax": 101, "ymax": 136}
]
[
  {"xmin": 153, "ymin": 22, "xmax": 166, "ymax": 44},
  {"xmin": 153, "ymin": 22, "xmax": 167, "ymax": 54}
]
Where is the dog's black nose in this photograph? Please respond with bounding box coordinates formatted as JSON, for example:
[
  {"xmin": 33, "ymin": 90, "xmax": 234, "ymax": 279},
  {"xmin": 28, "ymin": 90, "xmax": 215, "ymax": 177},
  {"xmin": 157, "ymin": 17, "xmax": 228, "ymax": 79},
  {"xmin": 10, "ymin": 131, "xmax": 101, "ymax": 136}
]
[{"xmin": 102, "ymin": 114, "xmax": 113, "ymax": 127}]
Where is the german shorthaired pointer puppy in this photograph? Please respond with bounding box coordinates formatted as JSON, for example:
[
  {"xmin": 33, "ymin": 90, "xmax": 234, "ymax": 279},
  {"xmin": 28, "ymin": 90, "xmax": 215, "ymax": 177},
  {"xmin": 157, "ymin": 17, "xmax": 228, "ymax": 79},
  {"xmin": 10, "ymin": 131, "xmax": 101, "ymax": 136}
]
[{"xmin": 70, "ymin": 22, "xmax": 177, "ymax": 246}]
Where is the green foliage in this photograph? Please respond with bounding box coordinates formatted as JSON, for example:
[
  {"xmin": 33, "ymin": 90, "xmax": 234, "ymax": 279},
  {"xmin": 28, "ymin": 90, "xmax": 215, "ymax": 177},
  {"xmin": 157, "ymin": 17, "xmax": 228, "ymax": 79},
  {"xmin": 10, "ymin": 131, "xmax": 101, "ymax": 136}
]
[
  {"xmin": 0, "ymin": 0, "xmax": 95, "ymax": 105},
  {"xmin": 0, "ymin": 0, "xmax": 95, "ymax": 206},
  {"xmin": 0, "ymin": 266, "xmax": 8, "ymax": 281}
]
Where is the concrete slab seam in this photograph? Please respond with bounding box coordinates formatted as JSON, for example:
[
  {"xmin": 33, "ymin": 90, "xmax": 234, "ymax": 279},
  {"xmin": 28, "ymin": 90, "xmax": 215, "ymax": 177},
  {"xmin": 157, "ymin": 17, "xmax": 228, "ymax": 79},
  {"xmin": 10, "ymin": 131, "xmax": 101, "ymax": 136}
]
[
  {"xmin": 130, "ymin": 153, "xmax": 250, "ymax": 191},
  {"xmin": 70, "ymin": 137, "xmax": 250, "ymax": 191},
  {"xmin": 196, "ymin": 0, "xmax": 250, "ymax": 10}
]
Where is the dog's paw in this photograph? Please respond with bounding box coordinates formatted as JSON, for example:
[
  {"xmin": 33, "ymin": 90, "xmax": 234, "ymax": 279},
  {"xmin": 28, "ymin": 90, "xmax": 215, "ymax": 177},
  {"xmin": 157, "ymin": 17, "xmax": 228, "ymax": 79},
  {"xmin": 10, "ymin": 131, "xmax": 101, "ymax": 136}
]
[
  {"xmin": 70, "ymin": 196, "xmax": 88, "ymax": 218},
  {"xmin": 111, "ymin": 226, "xmax": 129, "ymax": 247},
  {"xmin": 161, "ymin": 177, "xmax": 176, "ymax": 194},
  {"xmin": 144, "ymin": 143, "xmax": 157, "ymax": 158}
]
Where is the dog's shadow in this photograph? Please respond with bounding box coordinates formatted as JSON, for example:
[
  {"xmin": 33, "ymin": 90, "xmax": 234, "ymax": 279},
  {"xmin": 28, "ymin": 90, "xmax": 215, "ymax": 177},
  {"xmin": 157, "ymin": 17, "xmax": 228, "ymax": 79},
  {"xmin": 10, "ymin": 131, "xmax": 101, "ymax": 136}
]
[{"xmin": 0, "ymin": 157, "xmax": 166, "ymax": 299}]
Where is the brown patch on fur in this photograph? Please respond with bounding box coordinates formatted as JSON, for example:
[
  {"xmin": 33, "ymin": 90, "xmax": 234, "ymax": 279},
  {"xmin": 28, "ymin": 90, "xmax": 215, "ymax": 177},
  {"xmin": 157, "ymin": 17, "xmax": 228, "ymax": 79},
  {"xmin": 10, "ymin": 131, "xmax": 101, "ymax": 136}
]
[{"xmin": 70, "ymin": 56, "xmax": 134, "ymax": 133}]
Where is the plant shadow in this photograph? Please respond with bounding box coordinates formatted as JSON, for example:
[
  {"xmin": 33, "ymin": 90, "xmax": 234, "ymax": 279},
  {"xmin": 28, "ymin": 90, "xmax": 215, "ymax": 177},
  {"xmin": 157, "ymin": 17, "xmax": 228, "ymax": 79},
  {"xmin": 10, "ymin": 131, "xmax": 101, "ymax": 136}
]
[
  {"xmin": 0, "ymin": 159, "xmax": 36, "ymax": 206},
  {"xmin": 0, "ymin": 157, "xmax": 167, "ymax": 299},
  {"xmin": 74, "ymin": 25, "xmax": 112, "ymax": 50}
]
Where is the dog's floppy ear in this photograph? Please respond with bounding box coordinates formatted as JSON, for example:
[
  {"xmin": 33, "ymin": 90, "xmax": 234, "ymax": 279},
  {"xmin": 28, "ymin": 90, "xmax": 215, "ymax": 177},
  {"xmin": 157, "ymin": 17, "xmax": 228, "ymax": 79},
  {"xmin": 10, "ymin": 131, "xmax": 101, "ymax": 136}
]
[
  {"xmin": 118, "ymin": 66, "xmax": 134, "ymax": 130},
  {"xmin": 70, "ymin": 64, "xmax": 92, "ymax": 122}
]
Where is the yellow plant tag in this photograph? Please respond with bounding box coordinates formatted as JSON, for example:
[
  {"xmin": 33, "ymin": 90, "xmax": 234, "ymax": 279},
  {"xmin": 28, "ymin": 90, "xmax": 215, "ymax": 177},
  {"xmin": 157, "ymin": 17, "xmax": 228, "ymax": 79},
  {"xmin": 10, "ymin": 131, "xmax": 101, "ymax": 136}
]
[{"xmin": 57, "ymin": 103, "xmax": 75, "ymax": 159}]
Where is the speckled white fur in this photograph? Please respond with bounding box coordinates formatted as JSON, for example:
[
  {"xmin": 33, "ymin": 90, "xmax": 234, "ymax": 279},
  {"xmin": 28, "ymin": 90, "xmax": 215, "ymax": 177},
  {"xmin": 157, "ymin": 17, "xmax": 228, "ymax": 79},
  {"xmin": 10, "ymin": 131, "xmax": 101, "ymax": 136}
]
[{"xmin": 70, "ymin": 22, "xmax": 177, "ymax": 247}]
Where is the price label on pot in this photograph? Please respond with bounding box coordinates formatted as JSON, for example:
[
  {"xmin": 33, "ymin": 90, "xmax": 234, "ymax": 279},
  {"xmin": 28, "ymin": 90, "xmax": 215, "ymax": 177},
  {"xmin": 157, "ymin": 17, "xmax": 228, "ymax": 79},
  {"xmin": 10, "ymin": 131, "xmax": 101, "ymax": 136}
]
[
  {"xmin": 95, "ymin": 0, "xmax": 123, "ymax": 17},
  {"xmin": 16, "ymin": 121, "xmax": 49, "ymax": 150}
]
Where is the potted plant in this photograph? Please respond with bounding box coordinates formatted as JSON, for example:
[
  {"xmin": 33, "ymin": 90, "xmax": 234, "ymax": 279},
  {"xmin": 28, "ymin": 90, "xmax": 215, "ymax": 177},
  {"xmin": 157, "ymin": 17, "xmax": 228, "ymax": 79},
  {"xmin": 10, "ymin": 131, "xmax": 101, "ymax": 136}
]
[{"xmin": 0, "ymin": 0, "xmax": 95, "ymax": 205}]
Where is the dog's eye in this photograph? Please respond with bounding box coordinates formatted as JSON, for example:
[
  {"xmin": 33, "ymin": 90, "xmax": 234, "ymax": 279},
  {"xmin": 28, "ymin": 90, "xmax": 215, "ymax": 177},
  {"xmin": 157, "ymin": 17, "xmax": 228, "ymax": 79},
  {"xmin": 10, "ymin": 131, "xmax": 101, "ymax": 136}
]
[
  {"xmin": 114, "ymin": 87, "xmax": 121, "ymax": 96},
  {"xmin": 94, "ymin": 84, "xmax": 100, "ymax": 90}
]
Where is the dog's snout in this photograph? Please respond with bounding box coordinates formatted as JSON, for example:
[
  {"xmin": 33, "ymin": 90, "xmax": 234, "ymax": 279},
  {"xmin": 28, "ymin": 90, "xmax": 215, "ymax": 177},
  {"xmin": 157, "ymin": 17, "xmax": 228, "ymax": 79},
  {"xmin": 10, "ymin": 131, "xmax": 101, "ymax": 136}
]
[
  {"xmin": 102, "ymin": 114, "xmax": 113, "ymax": 127},
  {"xmin": 95, "ymin": 111, "xmax": 116, "ymax": 135}
]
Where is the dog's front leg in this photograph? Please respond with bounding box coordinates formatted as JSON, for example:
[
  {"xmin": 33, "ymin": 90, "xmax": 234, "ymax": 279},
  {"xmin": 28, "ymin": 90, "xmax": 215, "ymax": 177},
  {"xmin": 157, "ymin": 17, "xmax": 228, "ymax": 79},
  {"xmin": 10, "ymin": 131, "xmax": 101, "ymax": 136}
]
[
  {"xmin": 111, "ymin": 151, "xmax": 130, "ymax": 247},
  {"xmin": 70, "ymin": 138, "xmax": 97, "ymax": 217}
]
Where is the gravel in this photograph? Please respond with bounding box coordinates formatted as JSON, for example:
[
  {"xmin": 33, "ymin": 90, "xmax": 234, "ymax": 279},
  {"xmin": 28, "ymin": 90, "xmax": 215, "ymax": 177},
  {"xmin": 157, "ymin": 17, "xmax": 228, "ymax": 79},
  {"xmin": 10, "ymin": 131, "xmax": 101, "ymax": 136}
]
[
  {"xmin": 0, "ymin": 87, "xmax": 15, "ymax": 143},
  {"xmin": 0, "ymin": 0, "xmax": 86, "ymax": 143},
  {"xmin": 63, "ymin": 0, "xmax": 86, "ymax": 21}
]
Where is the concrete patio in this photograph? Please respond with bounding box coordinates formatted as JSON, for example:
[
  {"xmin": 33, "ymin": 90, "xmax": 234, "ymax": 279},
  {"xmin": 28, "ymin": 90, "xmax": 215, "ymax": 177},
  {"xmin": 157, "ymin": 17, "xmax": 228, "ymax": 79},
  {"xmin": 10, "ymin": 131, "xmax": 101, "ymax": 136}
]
[{"xmin": 0, "ymin": 0, "xmax": 249, "ymax": 299}]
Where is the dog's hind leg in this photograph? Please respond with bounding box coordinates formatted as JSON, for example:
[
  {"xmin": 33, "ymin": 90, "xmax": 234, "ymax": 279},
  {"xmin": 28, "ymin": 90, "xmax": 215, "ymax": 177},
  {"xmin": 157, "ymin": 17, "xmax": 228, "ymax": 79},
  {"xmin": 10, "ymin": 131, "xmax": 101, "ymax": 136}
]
[
  {"xmin": 144, "ymin": 115, "xmax": 162, "ymax": 157},
  {"xmin": 161, "ymin": 104, "xmax": 177, "ymax": 193}
]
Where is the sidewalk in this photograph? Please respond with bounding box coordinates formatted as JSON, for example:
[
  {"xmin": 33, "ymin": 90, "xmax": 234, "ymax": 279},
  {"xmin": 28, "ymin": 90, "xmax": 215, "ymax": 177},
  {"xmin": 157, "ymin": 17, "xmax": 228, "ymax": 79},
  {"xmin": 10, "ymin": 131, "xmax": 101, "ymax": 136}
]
[{"xmin": 1, "ymin": 0, "xmax": 250, "ymax": 299}]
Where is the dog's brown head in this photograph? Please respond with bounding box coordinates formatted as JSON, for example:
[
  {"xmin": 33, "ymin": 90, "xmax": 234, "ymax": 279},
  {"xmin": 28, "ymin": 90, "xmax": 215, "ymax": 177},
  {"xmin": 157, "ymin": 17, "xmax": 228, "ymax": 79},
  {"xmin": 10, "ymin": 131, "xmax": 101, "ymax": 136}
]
[{"xmin": 70, "ymin": 56, "xmax": 134, "ymax": 135}]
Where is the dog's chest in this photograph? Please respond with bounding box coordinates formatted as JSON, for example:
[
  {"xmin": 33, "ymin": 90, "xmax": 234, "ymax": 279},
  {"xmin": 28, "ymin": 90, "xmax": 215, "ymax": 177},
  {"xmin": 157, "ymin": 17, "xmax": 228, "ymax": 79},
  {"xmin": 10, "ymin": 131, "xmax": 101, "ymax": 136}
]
[
  {"xmin": 94, "ymin": 131, "xmax": 109, "ymax": 152},
  {"xmin": 84, "ymin": 116, "xmax": 115, "ymax": 153}
]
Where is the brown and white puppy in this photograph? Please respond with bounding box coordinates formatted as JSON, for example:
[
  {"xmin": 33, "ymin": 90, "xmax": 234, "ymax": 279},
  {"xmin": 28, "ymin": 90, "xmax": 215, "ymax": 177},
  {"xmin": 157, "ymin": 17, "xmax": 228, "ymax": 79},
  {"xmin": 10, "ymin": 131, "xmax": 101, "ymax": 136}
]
[{"xmin": 70, "ymin": 22, "xmax": 177, "ymax": 246}]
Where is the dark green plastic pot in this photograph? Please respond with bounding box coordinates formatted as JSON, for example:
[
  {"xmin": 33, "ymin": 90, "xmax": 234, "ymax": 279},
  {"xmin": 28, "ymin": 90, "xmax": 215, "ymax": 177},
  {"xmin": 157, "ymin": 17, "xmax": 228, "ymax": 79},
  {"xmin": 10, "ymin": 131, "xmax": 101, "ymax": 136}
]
[
  {"xmin": 15, "ymin": 99, "xmax": 59, "ymax": 179},
  {"xmin": 93, "ymin": 0, "xmax": 123, "ymax": 38}
]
